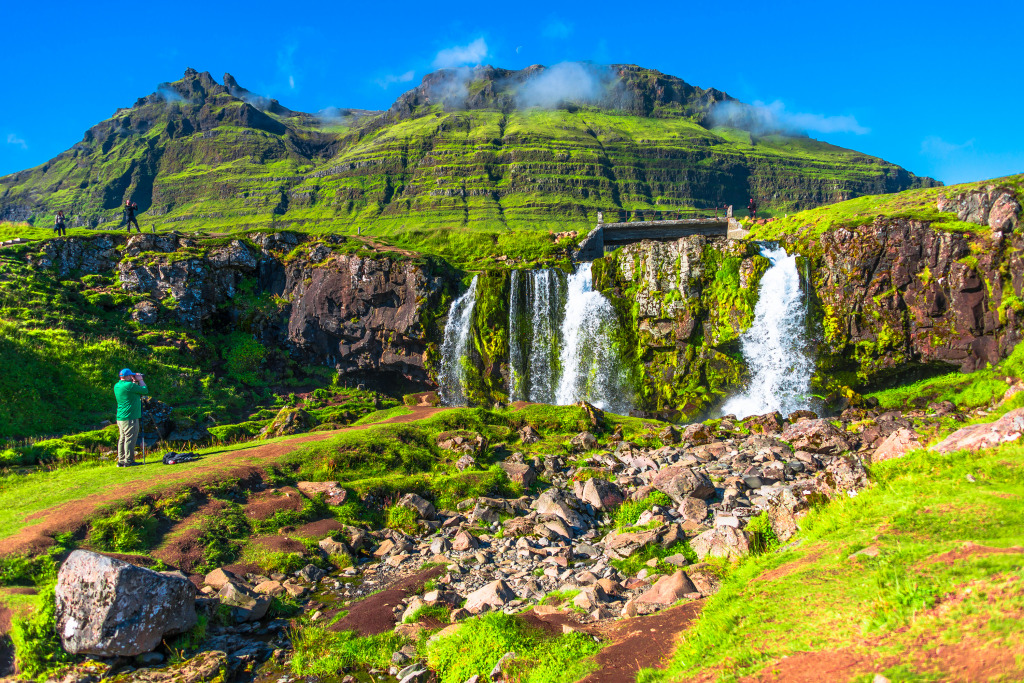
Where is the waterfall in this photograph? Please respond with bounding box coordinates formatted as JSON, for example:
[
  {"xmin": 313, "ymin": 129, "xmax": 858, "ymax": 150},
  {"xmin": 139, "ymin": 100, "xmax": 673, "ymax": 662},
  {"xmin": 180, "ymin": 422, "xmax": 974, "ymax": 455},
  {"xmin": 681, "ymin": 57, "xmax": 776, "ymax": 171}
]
[
  {"xmin": 554, "ymin": 263, "xmax": 632, "ymax": 413},
  {"xmin": 507, "ymin": 269, "xmax": 566, "ymax": 404},
  {"xmin": 526, "ymin": 270, "xmax": 563, "ymax": 404},
  {"xmin": 721, "ymin": 244, "xmax": 814, "ymax": 418},
  {"xmin": 437, "ymin": 276, "xmax": 479, "ymax": 406},
  {"xmin": 508, "ymin": 270, "xmax": 524, "ymax": 401}
]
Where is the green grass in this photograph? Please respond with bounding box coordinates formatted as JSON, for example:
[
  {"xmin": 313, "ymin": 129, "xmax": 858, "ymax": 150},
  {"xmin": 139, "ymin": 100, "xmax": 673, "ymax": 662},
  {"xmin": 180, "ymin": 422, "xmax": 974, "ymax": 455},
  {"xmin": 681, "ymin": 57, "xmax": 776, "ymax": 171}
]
[
  {"xmin": 751, "ymin": 173, "xmax": 1023, "ymax": 247},
  {"xmin": 638, "ymin": 437, "xmax": 1024, "ymax": 682},
  {"xmin": 612, "ymin": 491, "xmax": 673, "ymax": 529},
  {"xmin": 426, "ymin": 611, "xmax": 602, "ymax": 683},
  {"xmin": 609, "ymin": 540, "xmax": 697, "ymax": 578},
  {"xmin": 291, "ymin": 627, "xmax": 407, "ymax": 675},
  {"xmin": 867, "ymin": 340, "xmax": 1024, "ymax": 414},
  {"xmin": 351, "ymin": 405, "xmax": 413, "ymax": 425}
]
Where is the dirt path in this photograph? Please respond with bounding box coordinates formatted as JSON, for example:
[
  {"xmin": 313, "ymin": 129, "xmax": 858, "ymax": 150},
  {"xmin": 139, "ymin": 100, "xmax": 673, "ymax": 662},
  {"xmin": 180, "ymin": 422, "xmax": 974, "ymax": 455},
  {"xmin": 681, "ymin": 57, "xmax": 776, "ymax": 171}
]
[
  {"xmin": 578, "ymin": 600, "xmax": 704, "ymax": 683},
  {"xmin": 0, "ymin": 405, "xmax": 451, "ymax": 557}
]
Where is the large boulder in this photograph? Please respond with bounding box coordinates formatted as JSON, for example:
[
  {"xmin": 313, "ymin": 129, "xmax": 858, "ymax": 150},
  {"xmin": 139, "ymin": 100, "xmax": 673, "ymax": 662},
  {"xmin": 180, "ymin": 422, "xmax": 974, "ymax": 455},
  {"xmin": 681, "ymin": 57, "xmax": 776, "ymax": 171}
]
[
  {"xmin": 296, "ymin": 481, "xmax": 348, "ymax": 506},
  {"xmin": 872, "ymin": 428, "xmax": 923, "ymax": 462},
  {"xmin": 218, "ymin": 581, "xmax": 271, "ymax": 622},
  {"xmin": 570, "ymin": 431, "xmax": 599, "ymax": 452},
  {"xmin": 533, "ymin": 490, "xmax": 586, "ymax": 530},
  {"xmin": 499, "ymin": 461, "xmax": 537, "ymax": 489},
  {"xmin": 464, "ymin": 580, "xmax": 516, "ymax": 614},
  {"xmin": 781, "ymin": 419, "xmax": 853, "ymax": 455},
  {"xmin": 259, "ymin": 406, "xmax": 312, "ymax": 439},
  {"xmin": 398, "ymin": 493, "xmax": 436, "ymax": 521},
  {"xmin": 651, "ymin": 466, "xmax": 716, "ymax": 504},
  {"xmin": 637, "ymin": 571, "xmax": 698, "ymax": 605},
  {"xmin": 930, "ymin": 409, "xmax": 1024, "ymax": 454},
  {"xmin": 690, "ymin": 526, "xmax": 751, "ymax": 560},
  {"xmin": 581, "ymin": 477, "xmax": 624, "ymax": 511},
  {"xmin": 743, "ymin": 412, "xmax": 784, "ymax": 435},
  {"xmin": 680, "ymin": 423, "xmax": 714, "ymax": 445},
  {"xmin": 55, "ymin": 550, "xmax": 197, "ymax": 656}
]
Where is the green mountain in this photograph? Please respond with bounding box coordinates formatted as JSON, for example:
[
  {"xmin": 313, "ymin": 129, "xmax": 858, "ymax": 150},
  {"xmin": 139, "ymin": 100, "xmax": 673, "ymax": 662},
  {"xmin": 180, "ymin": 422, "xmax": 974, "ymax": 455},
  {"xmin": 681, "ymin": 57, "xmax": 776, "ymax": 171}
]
[{"xmin": 0, "ymin": 65, "xmax": 937, "ymax": 235}]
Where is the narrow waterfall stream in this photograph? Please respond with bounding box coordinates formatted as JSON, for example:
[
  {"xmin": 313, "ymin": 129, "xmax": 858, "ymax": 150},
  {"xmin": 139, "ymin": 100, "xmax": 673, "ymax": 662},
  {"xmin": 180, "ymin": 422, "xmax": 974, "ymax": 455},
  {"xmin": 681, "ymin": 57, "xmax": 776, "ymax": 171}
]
[
  {"xmin": 437, "ymin": 276, "xmax": 479, "ymax": 406},
  {"xmin": 554, "ymin": 263, "xmax": 632, "ymax": 413},
  {"xmin": 721, "ymin": 244, "xmax": 815, "ymax": 418},
  {"xmin": 508, "ymin": 269, "xmax": 565, "ymax": 403}
]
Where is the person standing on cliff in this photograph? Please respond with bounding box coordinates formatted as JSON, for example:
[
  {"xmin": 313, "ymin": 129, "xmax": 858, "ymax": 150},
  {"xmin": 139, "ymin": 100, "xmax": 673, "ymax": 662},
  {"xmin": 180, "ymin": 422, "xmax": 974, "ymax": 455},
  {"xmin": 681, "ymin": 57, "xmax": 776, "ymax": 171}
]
[
  {"xmin": 53, "ymin": 210, "xmax": 67, "ymax": 237},
  {"xmin": 123, "ymin": 199, "xmax": 141, "ymax": 233},
  {"xmin": 114, "ymin": 368, "xmax": 148, "ymax": 467}
]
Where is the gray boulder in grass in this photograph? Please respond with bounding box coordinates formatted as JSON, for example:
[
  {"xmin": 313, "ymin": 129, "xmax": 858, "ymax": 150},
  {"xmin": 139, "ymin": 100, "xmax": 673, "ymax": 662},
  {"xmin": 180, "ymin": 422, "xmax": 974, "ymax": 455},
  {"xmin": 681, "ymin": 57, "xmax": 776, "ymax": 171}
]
[{"xmin": 55, "ymin": 550, "xmax": 197, "ymax": 656}]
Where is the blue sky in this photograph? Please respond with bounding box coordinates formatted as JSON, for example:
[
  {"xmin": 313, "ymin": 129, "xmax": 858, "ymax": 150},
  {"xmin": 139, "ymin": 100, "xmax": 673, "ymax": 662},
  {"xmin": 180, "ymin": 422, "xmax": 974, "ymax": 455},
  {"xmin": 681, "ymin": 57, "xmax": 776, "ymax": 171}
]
[{"xmin": 2, "ymin": 0, "xmax": 1021, "ymax": 185}]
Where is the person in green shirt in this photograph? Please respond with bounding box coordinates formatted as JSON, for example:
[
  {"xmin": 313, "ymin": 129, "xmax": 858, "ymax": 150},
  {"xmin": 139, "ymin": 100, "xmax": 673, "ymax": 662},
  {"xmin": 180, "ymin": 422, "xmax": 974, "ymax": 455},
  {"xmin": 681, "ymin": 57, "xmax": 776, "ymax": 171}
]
[{"xmin": 114, "ymin": 368, "xmax": 149, "ymax": 467}]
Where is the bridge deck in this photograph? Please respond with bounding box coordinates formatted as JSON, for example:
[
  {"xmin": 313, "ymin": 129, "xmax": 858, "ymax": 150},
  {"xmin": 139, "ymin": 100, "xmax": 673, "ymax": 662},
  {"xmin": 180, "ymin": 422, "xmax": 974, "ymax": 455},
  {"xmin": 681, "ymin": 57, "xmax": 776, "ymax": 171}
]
[{"xmin": 574, "ymin": 216, "xmax": 747, "ymax": 261}]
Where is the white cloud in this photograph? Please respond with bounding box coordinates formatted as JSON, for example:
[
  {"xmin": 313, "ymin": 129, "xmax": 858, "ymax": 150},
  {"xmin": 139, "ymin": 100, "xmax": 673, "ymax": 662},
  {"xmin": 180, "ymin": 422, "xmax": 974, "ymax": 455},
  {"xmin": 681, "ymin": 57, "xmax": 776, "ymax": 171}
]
[
  {"xmin": 288, "ymin": 75, "xmax": 295, "ymax": 89},
  {"xmin": 921, "ymin": 135, "xmax": 975, "ymax": 157},
  {"xmin": 6, "ymin": 133, "xmax": 27, "ymax": 149},
  {"xmin": 376, "ymin": 70, "xmax": 416, "ymax": 89},
  {"xmin": 711, "ymin": 100, "xmax": 869, "ymax": 136},
  {"xmin": 433, "ymin": 38, "xmax": 488, "ymax": 69},
  {"xmin": 542, "ymin": 19, "xmax": 574, "ymax": 39}
]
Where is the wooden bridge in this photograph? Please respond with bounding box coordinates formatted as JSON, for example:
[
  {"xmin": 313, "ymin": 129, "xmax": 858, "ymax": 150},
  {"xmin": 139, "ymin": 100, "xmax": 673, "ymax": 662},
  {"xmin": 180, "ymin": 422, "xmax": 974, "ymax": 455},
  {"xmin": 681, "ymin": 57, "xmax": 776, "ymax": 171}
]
[{"xmin": 574, "ymin": 207, "xmax": 749, "ymax": 261}]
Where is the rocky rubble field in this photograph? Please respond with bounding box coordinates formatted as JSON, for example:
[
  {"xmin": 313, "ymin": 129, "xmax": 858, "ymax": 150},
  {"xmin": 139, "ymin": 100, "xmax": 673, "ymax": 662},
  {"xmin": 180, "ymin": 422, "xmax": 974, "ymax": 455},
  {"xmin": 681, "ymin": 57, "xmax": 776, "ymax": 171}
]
[{"xmin": 28, "ymin": 392, "xmax": 1024, "ymax": 683}]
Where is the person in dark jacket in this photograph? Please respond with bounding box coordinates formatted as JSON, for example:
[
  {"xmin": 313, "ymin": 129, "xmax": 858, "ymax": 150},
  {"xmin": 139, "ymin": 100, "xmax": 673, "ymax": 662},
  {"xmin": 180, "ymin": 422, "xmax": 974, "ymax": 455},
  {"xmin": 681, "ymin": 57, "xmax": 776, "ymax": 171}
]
[
  {"xmin": 53, "ymin": 210, "xmax": 67, "ymax": 237},
  {"xmin": 123, "ymin": 199, "xmax": 140, "ymax": 233},
  {"xmin": 748, "ymin": 198, "xmax": 758, "ymax": 220}
]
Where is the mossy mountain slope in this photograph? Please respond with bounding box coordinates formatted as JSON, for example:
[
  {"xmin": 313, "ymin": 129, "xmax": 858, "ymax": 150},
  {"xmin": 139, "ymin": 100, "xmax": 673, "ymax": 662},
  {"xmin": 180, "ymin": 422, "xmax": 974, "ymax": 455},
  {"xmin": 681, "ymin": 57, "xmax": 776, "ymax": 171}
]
[{"xmin": 0, "ymin": 65, "xmax": 937, "ymax": 235}]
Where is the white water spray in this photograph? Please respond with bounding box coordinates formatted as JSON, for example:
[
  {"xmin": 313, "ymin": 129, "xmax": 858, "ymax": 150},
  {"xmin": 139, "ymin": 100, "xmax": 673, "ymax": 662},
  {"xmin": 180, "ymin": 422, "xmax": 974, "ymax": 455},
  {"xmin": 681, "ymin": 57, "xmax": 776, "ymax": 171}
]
[
  {"xmin": 437, "ymin": 276, "xmax": 478, "ymax": 406},
  {"xmin": 555, "ymin": 263, "xmax": 632, "ymax": 413},
  {"xmin": 721, "ymin": 245, "xmax": 814, "ymax": 418}
]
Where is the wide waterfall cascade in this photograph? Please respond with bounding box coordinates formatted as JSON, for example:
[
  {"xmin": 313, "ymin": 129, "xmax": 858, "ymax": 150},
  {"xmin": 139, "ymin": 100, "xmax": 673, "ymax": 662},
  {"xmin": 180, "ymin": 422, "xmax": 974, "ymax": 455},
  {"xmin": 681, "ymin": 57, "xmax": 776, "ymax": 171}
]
[
  {"xmin": 721, "ymin": 245, "xmax": 814, "ymax": 418},
  {"xmin": 554, "ymin": 263, "xmax": 632, "ymax": 413},
  {"xmin": 437, "ymin": 276, "xmax": 479, "ymax": 406},
  {"xmin": 508, "ymin": 269, "xmax": 565, "ymax": 403}
]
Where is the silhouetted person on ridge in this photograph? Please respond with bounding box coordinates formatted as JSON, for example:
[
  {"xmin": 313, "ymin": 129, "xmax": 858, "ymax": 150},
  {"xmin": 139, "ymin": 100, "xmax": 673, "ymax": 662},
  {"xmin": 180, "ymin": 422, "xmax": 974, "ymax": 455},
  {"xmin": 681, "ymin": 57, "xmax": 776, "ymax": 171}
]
[
  {"xmin": 123, "ymin": 199, "xmax": 140, "ymax": 233},
  {"xmin": 53, "ymin": 210, "xmax": 67, "ymax": 237}
]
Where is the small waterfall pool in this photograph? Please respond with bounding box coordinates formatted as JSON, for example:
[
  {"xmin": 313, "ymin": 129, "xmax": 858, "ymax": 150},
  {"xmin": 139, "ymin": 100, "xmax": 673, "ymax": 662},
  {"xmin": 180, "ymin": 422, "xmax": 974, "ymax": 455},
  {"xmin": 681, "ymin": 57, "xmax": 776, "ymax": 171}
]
[{"xmin": 720, "ymin": 244, "xmax": 815, "ymax": 418}]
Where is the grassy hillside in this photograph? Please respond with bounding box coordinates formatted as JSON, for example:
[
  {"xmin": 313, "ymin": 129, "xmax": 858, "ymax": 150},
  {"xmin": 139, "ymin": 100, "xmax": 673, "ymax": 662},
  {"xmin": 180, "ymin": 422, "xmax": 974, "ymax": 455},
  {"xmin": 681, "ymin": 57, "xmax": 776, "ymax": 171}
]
[{"xmin": 0, "ymin": 66, "xmax": 936, "ymax": 239}]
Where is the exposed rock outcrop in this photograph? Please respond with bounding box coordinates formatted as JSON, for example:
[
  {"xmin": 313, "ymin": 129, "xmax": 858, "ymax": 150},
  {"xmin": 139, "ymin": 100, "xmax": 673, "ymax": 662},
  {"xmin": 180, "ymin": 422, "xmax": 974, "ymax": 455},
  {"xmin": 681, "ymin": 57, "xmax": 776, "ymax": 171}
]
[{"xmin": 55, "ymin": 550, "xmax": 197, "ymax": 656}]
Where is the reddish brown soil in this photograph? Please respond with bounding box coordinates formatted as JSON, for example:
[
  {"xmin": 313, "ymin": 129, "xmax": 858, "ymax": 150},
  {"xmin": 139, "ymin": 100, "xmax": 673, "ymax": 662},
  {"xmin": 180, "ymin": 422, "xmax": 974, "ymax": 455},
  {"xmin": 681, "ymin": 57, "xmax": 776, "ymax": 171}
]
[
  {"xmin": 328, "ymin": 566, "xmax": 445, "ymax": 636},
  {"xmin": 243, "ymin": 486, "xmax": 305, "ymax": 521},
  {"xmin": 927, "ymin": 541, "xmax": 1024, "ymax": 566},
  {"xmin": 150, "ymin": 498, "xmax": 230, "ymax": 572},
  {"xmin": 519, "ymin": 609, "xmax": 593, "ymax": 637},
  {"xmin": 253, "ymin": 535, "xmax": 307, "ymax": 554},
  {"xmin": 0, "ymin": 406, "xmax": 451, "ymax": 558},
  {"xmin": 578, "ymin": 600, "xmax": 704, "ymax": 683},
  {"xmin": 754, "ymin": 550, "xmax": 824, "ymax": 583},
  {"xmin": 293, "ymin": 519, "xmax": 345, "ymax": 538}
]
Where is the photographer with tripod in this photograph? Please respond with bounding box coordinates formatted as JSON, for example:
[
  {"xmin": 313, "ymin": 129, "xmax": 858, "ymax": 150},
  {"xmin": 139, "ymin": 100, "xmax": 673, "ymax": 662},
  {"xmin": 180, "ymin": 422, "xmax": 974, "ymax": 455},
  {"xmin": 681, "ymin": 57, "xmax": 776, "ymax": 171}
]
[{"xmin": 114, "ymin": 368, "xmax": 149, "ymax": 467}]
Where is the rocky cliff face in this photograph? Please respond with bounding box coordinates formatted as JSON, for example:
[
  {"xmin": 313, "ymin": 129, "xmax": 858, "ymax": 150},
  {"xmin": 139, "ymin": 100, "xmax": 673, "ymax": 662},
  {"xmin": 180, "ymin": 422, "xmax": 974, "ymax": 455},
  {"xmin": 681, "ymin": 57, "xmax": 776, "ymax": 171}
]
[
  {"xmin": 592, "ymin": 236, "xmax": 771, "ymax": 418},
  {"xmin": 802, "ymin": 186, "xmax": 1023, "ymax": 385},
  {"xmin": 27, "ymin": 232, "xmax": 450, "ymax": 388}
]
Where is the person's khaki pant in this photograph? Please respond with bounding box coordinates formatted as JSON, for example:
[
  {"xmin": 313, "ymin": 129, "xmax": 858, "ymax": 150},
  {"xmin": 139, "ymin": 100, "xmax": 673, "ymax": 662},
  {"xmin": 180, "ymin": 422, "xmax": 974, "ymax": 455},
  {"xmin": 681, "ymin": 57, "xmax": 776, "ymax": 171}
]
[{"xmin": 117, "ymin": 419, "xmax": 140, "ymax": 465}]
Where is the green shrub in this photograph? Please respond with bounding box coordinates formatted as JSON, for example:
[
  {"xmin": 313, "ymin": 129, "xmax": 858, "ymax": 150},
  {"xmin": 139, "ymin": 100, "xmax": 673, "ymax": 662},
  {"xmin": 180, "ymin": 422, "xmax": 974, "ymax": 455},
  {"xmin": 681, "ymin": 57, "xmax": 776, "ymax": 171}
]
[
  {"xmin": 426, "ymin": 612, "xmax": 601, "ymax": 683},
  {"xmin": 193, "ymin": 504, "xmax": 252, "ymax": 573},
  {"xmin": 10, "ymin": 584, "xmax": 70, "ymax": 677},
  {"xmin": 89, "ymin": 504, "xmax": 158, "ymax": 553},
  {"xmin": 745, "ymin": 513, "xmax": 780, "ymax": 555},
  {"xmin": 223, "ymin": 332, "xmax": 267, "ymax": 386},
  {"xmin": 291, "ymin": 627, "xmax": 406, "ymax": 675},
  {"xmin": 385, "ymin": 503, "xmax": 419, "ymax": 533},
  {"xmin": 613, "ymin": 491, "xmax": 673, "ymax": 528}
]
